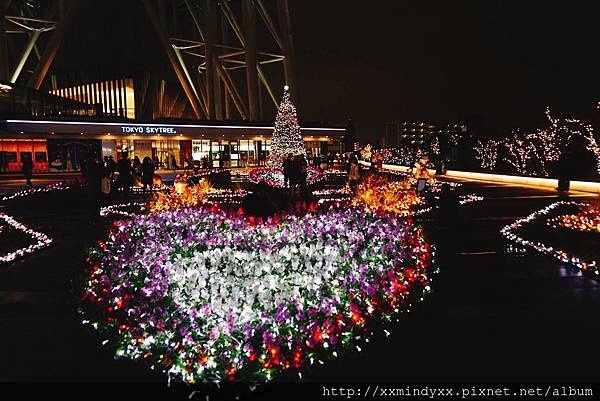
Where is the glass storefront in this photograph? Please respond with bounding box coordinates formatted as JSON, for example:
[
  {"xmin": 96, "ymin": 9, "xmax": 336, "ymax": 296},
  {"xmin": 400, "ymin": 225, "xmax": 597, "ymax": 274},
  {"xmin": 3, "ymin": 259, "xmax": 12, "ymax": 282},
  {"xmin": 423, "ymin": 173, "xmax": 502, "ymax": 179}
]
[
  {"xmin": 153, "ymin": 140, "xmax": 181, "ymax": 169},
  {"xmin": 191, "ymin": 139, "xmax": 271, "ymax": 167},
  {"xmin": 115, "ymin": 139, "xmax": 181, "ymax": 169},
  {"xmin": 1, "ymin": 118, "xmax": 342, "ymax": 171},
  {"xmin": 238, "ymin": 140, "xmax": 256, "ymax": 167},
  {"xmin": 192, "ymin": 139, "xmax": 211, "ymax": 162},
  {"xmin": 305, "ymin": 141, "xmax": 323, "ymax": 158},
  {"xmin": 101, "ymin": 138, "xmax": 332, "ymax": 169}
]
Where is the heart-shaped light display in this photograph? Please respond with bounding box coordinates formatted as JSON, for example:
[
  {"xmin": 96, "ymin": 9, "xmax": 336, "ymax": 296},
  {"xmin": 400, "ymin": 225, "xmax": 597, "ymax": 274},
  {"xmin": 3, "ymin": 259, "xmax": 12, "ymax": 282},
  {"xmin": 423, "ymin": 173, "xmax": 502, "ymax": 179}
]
[{"xmin": 82, "ymin": 206, "xmax": 433, "ymax": 383}]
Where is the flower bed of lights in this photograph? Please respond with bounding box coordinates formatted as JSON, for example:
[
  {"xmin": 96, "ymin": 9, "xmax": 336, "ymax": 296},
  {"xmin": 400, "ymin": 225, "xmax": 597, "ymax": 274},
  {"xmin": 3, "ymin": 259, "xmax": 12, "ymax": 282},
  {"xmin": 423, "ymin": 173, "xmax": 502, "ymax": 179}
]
[
  {"xmin": 376, "ymin": 167, "xmax": 411, "ymax": 178},
  {"xmin": 147, "ymin": 179, "xmax": 250, "ymax": 213},
  {"xmin": 205, "ymin": 188, "xmax": 250, "ymax": 205},
  {"xmin": 313, "ymin": 187, "xmax": 353, "ymax": 207},
  {"xmin": 1, "ymin": 180, "xmax": 82, "ymax": 202},
  {"xmin": 130, "ymin": 183, "xmax": 170, "ymax": 193},
  {"xmin": 0, "ymin": 213, "xmax": 53, "ymax": 264},
  {"xmin": 546, "ymin": 203, "xmax": 600, "ymax": 234},
  {"xmin": 148, "ymin": 179, "xmax": 213, "ymax": 213},
  {"xmin": 313, "ymin": 187, "xmax": 352, "ymax": 199},
  {"xmin": 351, "ymin": 175, "xmax": 422, "ymax": 215},
  {"xmin": 323, "ymin": 169, "xmax": 348, "ymax": 177},
  {"xmin": 360, "ymin": 144, "xmax": 373, "ymax": 161},
  {"xmin": 81, "ymin": 206, "xmax": 434, "ymax": 384},
  {"xmin": 373, "ymin": 164, "xmax": 438, "ymax": 186},
  {"xmin": 501, "ymin": 201, "xmax": 599, "ymax": 275},
  {"xmin": 100, "ymin": 187, "xmax": 250, "ymax": 219},
  {"xmin": 248, "ymin": 166, "xmax": 324, "ymax": 187},
  {"xmin": 100, "ymin": 202, "xmax": 146, "ymax": 219},
  {"xmin": 175, "ymin": 168, "xmax": 231, "ymax": 183},
  {"xmin": 313, "ymin": 179, "xmax": 478, "ymax": 215},
  {"xmin": 459, "ymin": 194, "xmax": 484, "ymax": 205}
]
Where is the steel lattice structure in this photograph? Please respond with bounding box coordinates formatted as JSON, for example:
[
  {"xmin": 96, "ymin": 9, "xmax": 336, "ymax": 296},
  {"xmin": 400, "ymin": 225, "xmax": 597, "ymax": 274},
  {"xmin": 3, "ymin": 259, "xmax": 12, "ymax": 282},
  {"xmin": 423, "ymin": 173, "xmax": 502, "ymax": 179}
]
[{"xmin": 0, "ymin": 0, "xmax": 296, "ymax": 121}]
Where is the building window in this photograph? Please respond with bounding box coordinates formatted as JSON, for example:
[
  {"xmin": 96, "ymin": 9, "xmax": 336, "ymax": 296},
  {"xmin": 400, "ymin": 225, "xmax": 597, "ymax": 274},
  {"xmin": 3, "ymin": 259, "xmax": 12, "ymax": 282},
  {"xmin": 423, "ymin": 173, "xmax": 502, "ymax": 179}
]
[
  {"xmin": 4, "ymin": 152, "xmax": 17, "ymax": 163},
  {"xmin": 238, "ymin": 139, "xmax": 257, "ymax": 167},
  {"xmin": 192, "ymin": 139, "xmax": 211, "ymax": 161},
  {"xmin": 153, "ymin": 140, "xmax": 181, "ymax": 169},
  {"xmin": 35, "ymin": 152, "xmax": 47, "ymax": 162}
]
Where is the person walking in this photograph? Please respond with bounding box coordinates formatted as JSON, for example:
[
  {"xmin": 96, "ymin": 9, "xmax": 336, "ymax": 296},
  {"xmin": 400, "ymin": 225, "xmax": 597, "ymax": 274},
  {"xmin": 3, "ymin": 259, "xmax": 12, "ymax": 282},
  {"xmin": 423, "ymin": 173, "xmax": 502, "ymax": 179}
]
[
  {"xmin": 141, "ymin": 156, "xmax": 155, "ymax": 199},
  {"xmin": 21, "ymin": 154, "xmax": 33, "ymax": 186}
]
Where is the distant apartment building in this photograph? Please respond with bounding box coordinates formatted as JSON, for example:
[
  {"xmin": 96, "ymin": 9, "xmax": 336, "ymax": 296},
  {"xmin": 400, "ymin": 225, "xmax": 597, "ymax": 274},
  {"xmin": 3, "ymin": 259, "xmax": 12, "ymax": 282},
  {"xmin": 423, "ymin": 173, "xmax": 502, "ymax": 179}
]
[
  {"xmin": 383, "ymin": 121, "xmax": 468, "ymax": 149},
  {"xmin": 384, "ymin": 121, "xmax": 437, "ymax": 148}
]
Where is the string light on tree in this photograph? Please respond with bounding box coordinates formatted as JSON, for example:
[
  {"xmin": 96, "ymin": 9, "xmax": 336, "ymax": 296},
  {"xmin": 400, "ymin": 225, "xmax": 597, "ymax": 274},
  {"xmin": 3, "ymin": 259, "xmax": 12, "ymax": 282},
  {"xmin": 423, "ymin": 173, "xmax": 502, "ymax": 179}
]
[
  {"xmin": 430, "ymin": 137, "xmax": 441, "ymax": 156},
  {"xmin": 267, "ymin": 85, "xmax": 306, "ymax": 168},
  {"xmin": 502, "ymin": 132, "xmax": 539, "ymax": 175},
  {"xmin": 473, "ymin": 105, "xmax": 600, "ymax": 177},
  {"xmin": 474, "ymin": 139, "xmax": 500, "ymax": 171},
  {"xmin": 545, "ymin": 107, "xmax": 600, "ymax": 175}
]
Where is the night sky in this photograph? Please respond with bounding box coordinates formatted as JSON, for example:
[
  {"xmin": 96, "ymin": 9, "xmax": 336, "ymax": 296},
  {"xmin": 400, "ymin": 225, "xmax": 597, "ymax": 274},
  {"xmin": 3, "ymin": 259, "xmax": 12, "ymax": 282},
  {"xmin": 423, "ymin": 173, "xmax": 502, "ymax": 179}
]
[
  {"xmin": 48, "ymin": 1, "xmax": 600, "ymax": 142},
  {"xmin": 292, "ymin": 1, "xmax": 600, "ymax": 140}
]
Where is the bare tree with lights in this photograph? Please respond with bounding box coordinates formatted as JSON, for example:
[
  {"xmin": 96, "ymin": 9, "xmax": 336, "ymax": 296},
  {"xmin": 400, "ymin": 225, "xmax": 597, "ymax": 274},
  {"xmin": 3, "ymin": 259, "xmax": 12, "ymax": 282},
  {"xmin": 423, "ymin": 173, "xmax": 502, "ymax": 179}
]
[
  {"xmin": 474, "ymin": 139, "xmax": 501, "ymax": 171},
  {"xmin": 503, "ymin": 132, "xmax": 540, "ymax": 175}
]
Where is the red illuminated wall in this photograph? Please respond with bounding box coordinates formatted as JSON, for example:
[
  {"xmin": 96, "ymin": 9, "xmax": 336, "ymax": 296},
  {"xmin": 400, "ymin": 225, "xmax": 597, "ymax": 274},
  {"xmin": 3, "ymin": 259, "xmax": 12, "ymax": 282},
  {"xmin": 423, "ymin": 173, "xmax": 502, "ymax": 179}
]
[{"xmin": 0, "ymin": 139, "xmax": 48, "ymax": 172}]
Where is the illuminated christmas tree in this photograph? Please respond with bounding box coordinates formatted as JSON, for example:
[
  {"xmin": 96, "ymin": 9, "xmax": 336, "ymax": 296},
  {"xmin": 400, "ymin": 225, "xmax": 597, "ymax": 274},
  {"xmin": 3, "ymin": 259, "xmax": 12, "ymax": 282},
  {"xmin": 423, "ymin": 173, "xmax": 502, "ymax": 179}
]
[{"xmin": 268, "ymin": 85, "xmax": 306, "ymax": 168}]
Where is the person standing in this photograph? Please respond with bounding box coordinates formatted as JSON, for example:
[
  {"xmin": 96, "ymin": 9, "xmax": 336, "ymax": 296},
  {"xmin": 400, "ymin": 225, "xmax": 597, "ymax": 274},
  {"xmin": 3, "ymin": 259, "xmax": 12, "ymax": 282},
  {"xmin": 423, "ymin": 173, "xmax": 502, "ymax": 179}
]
[
  {"xmin": 283, "ymin": 157, "xmax": 292, "ymax": 189},
  {"xmin": 348, "ymin": 154, "xmax": 361, "ymax": 194},
  {"xmin": 117, "ymin": 153, "xmax": 133, "ymax": 200},
  {"xmin": 141, "ymin": 156, "xmax": 155, "ymax": 199},
  {"xmin": 106, "ymin": 156, "xmax": 117, "ymax": 178},
  {"xmin": 295, "ymin": 155, "xmax": 308, "ymax": 193},
  {"xmin": 375, "ymin": 153, "xmax": 383, "ymax": 171},
  {"xmin": 133, "ymin": 156, "xmax": 142, "ymax": 176},
  {"xmin": 22, "ymin": 154, "xmax": 33, "ymax": 186},
  {"xmin": 66, "ymin": 151, "xmax": 73, "ymax": 170},
  {"xmin": 557, "ymin": 150, "xmax": 572, "ymax": 192}
]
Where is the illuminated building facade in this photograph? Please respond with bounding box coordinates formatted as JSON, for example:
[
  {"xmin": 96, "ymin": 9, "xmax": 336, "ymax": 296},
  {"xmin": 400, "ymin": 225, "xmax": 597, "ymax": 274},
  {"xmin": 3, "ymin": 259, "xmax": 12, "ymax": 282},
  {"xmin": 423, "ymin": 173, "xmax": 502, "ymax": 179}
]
[
  {"xmin": 0, "ymin": 81, "xmax": 343, "ymax": 172},
  {"xmin": 0, "ymin": 1, "xmax": 344, "ymax": 172},
  {"xmin": 0, "ymin": 117, "xmax": 343, "ymax": 173}
]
